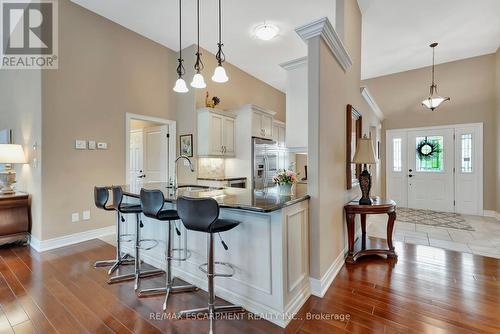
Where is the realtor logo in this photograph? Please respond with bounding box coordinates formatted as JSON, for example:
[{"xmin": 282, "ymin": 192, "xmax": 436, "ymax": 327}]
[{"xmin": 1, "ymin": 0, "xmax": 58, "ymax": 69}]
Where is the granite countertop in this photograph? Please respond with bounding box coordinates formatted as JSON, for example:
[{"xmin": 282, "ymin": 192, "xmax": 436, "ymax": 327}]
[
  {"xmin": 197, "ymin": 177, "xmax": 247, "ymax": 181},
  {"xmin": 122, "ymin": 182, "xmax": 309, "ymax": 213}
]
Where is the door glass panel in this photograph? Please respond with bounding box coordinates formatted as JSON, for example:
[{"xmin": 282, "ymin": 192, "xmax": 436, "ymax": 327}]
[
  {"xmin": 392, "ymin": 138, "xmax": 402, "ymax": 172},
  {"xmin": 461, "ymin": 133, "xmax": 472, "ymax": 173},
  {"xmin": 415, "ymin": 136, "xmax": 444, "ymax": 172}
]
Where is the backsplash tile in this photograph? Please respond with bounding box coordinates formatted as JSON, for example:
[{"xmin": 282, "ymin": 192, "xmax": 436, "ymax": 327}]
[{"xmin": 198, "ymin": 158, "xmax": 225, "ymax": 178}]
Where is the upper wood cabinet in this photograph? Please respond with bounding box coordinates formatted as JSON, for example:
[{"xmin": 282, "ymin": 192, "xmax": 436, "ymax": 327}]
[
  {"xmin": 281, "ymin": 58, "xmax": 308, "ymax": 149},
  {"xmin": 197, "ymin": 108, "xmax": 236, "ymax": 157},
  {"xmin": 272, "ymin": 120, "xmax": 286, "ymax": 147}
]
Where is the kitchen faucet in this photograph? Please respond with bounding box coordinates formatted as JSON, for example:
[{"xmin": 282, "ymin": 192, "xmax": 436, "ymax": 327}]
[{"xmin": 173, "ymin": 155, "xmax": 195, "ymax": 190}]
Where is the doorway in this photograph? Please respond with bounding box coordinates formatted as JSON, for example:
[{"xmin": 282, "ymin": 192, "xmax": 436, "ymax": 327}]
[
  {"xmin": 125, "ymin": 113, "xmax": 176, "ymax": 187},
  {"xmin": 386, "ymin": 123, "xmax": 483, "ymax": 215}
]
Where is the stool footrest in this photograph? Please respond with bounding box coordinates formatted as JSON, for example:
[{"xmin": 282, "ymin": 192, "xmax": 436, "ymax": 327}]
[
  {"xmin": 198, "ymin": 262, "xmax": 235, "ymax": 278},
  {"xmin": 170, "ymin": 248, "xmax": 191, "ymax": 261},
  {"xmin": 138, "ymin": 239, "xmax": 160, "ymax": 251},
  {"xmin": 119, "ymin": 233, "xmax": 135, "ymax": 243}
]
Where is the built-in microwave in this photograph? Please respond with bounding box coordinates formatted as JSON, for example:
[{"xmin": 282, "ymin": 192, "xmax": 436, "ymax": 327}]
[{"xmin": 227, "ymin": 178, "xmax": 246, "ymax": 188}]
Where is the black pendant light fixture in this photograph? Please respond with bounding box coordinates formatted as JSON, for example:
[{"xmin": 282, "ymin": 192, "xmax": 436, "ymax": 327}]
[
  {"xmin": 190, "ymin": 0, "xmax": 206, "ymax": 89},
  {"xmin": 173, "ymin": 0, "xmax": 188, "ymax": 93},
  {"xmin": 421, "ymin": 42, "xmax": 450, "ymax": 111},
  {"xmin": 211, "ymin": 0, "xmax": 228, "ymax": 83}
]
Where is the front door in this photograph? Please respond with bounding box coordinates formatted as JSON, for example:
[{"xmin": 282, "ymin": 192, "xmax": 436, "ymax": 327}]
[{"xmin": 407, "ymin": 128, "xmax": 454, "ymax": 212}]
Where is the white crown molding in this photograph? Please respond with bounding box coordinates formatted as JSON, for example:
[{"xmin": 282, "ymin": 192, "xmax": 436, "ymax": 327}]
[
  {"xmin": 360, "ymin": 86, "xmax": 384, "ymax": 120},
  {"xmin": 279, "ymin": 57, "xmax": 307, "ymax": 70},
  {"xmin": 295, "ymin": 17, "xmax": 352, "ymax": 72},
  {"xmin": 29, "ymin": 226, "xmax": 116, "ymax": 252}
]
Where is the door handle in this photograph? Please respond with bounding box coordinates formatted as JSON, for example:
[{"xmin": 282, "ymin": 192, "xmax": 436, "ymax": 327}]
[
  {"xmin": 408, "ymin": 174, "xmax": 413, "ymax": 178},
  {"xmin": 138, "ymin": 174, "xmax": 146, "ymax": 179}
]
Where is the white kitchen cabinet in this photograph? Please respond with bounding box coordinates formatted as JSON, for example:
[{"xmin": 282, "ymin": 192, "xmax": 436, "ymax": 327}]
[
  {"xmin": 248, "ymin": 107, "xmax": 274, "ymax": 139},
  {"xmin": 273, "ymin": 120, "xmax": 286, "ymax": 147},
  {"xmin": 197, "ymin": 108, "xmax": 236, "ymax": 157},
  {"xmin": 280, "ymin": 58, "xmax": 308, "ymax": 150}
]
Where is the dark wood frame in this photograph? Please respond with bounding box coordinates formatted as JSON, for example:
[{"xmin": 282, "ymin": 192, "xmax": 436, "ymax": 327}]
[
  {"xmin": 179, "ymin": 134, "xmax": 193, "ymax": 158},
  {"xmin": 346, "ymin": 104, "xmax": 362, "ymax": 189}
]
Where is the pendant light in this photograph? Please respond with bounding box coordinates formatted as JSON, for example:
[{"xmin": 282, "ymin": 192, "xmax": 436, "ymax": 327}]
[
  {"xmin": 211, "ymin": 0, "xmax": 228, "ymax": 83},
  {"xmin": 173, "ymin": 0, "xmax": 188, "ymax": 93},
  {"xmin": 191, "ymin": 0, "xmax": 206, "ymax": 89},
  {"xmin": 421, "ymin": 43, "xmax": 450, "ymax": 111}
]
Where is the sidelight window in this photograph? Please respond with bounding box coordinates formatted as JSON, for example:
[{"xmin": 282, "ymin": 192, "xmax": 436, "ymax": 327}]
[
  {"xmin": 393, "ymin": 138, "xmax": 402, "ymax": 172},
  {"xmin": 461, "ymin": 134, "xmax": 472, "ymax": 173}
]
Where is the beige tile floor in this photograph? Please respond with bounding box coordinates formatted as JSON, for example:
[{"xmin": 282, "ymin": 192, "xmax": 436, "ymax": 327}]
[{"xmin": 367, "ymin": 213, "xmax": 500, "ymax": 259}]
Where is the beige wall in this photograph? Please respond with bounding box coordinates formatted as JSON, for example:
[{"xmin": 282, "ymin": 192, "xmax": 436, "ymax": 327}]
[
  {"xmin": 41, "ymin": 0, "xmax": 178, "ymax": 239},
  {"xmin": 0, "ymin": 70, "xmax": 43, "ymax": 239},
  {"xmin": 194, "ymin": 48, "xmax": 286, "ymax": 122},
  {"xmin": 496, "ymin": 48, "xmax": 500, "ymax": 212},
  {"xmin": 308, "ymin": 1, "xmax": 381, "ymax": 279},
  {"xmin": 363, "ymin": 54, "xmax": 497, "ymax": 210}
]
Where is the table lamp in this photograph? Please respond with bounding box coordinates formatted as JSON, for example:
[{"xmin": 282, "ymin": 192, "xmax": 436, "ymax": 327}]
[
  {"xmin": 0, "ymin": 144, "xmax": 26, "ymax": 194},
  {"xmin": 352, "ymin": 135, "xmax": 377, "ymax": 205}
]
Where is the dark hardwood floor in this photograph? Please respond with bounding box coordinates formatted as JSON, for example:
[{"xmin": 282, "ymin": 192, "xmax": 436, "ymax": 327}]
[{"xmin": 0, "ymin": 237, "xmax": 499, "ymax": 333}]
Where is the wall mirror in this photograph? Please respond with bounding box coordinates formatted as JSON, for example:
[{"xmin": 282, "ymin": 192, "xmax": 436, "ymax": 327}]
[{"xmin": 346, "ymin": 105, "xmax": 362, "ymax": 189}]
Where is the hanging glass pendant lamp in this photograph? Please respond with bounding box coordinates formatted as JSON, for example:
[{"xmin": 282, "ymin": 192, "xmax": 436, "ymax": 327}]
[
  {"xmin": 212, "ymin": 0, "xmax": 228, "ymax": 83},
  {"xmin": 191, "ymin": 0, "xmax": 206, "ymax": 89},
  {"xmin": 173, "ymin": 0, "xmax": 188, "ymax": 93},
  {"xmin": 421, "ymin": 43, "xmax": 450, "ymax": 111}
]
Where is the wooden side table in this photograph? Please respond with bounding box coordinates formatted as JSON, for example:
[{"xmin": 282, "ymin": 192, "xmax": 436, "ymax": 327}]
[
  {"xmin": 344, "ymin": 197, "xmax": 397, "ymax": 264},
  {"xmin": 0, "ymin": 192, "xmax": 31, "ymax": 246}
]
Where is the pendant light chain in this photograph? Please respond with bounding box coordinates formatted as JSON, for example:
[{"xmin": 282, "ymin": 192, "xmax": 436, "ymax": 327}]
[
  {"xmin": 194, "ymin": 0, "xmax": 204, "ymax": 73},
  {"xmin": 176, "ymin": 0, "xmax": 185, "ymax": 78}
]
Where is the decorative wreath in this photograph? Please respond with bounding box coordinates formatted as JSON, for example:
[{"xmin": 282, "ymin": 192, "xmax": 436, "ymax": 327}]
[{"xmin": 416, "ymin": 137, "xmax": 441, "ymax": 161}]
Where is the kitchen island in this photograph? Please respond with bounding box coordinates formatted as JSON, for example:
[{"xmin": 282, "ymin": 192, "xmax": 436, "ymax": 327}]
[{"xmin": 120, "ymin": 182, "xmax": 310, "ymax": 327}]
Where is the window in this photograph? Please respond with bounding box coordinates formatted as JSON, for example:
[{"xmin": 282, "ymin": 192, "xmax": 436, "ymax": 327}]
[
  {"xmin": 416, "ymin": 136, "xmax": 444, "ymax": 172},
  {"xmin": 461, "ymin": 133, "xmax": 472, "ymax": 173},
  {"xmin": 393, "ymin": 138, "xmax": 402, "ymax": 172}
]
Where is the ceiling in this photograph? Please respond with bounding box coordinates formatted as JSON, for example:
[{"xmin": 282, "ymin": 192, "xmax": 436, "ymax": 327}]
[
  {"xmin": 71, "ymin": 0, "xmax": 335, "ymax": 92},
  {"xmin": 71, "ymin": 0, "xmax": 500, "ymax": 90},
  {"xmin": 358, "ymin": 0, "xmax": 500, "ymax": 79}
]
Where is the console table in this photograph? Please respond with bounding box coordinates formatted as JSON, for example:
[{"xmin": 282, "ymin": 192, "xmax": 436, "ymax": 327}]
[
  {"xmin": 0, "ymin": 192, "xmax": 31, "ymax": 246},
  {"xmin": 344, "ymin": 197, "xmax": 397, "ymax": 263}
]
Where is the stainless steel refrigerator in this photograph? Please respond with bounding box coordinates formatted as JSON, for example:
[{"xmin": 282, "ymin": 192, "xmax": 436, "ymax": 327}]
[{"xmin": 252, "ymin": 137, "xmax": 288, "ymax": 190}]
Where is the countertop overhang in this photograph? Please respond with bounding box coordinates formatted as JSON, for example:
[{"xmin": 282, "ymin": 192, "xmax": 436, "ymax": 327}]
[{"xmin": 121, "ymin": 182, "xmax": 309, "ymax": 213}]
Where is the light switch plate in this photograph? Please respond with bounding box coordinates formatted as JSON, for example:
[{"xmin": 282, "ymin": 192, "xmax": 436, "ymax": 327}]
[
  {"xmin": 97, "ymin": 142, "xmax": 108, "ymax": 150},
  {"xmin": 88, "ymin": 141, "xmax": 96, "ymax": 150},
  {"xmin": 75, "ymin": 140, "xmax": 86, "ymax": 150},
  {"xmin": 82, "ymin": 210, "xmax": 91, "ymax": 221},
  {"xmin": 71, "ymin": 212, "xmax": 80, "ymax": 223}
]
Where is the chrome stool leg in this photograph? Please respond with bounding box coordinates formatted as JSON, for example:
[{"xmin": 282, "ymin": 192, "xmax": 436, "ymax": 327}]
[
  {"xmin": 108, "ymin": 213, "xmax": 163, "ymax": 285},
  {"xmin": 138, "ymin": 220, "xmax": 197, "ymax": 310},
  {"xmin": 178, "ymin": 233, "xmax": 243, "ymax": 319},
  {"xmin": 93, "ymin": 212, "xmax": 134, "ymax": 272}
]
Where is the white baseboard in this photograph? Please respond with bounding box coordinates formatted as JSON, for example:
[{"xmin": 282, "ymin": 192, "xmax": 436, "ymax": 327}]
[
  {"xmin": 309, "ymin": 246, "xmax": 346, "ymax": 297},
  {"xmin": 29, "ymin": 225, "xmax": 116, "ymax": 252},
  {"xmin": 483, "ymin": 210, "xmax": 500, "ymax": 221}
]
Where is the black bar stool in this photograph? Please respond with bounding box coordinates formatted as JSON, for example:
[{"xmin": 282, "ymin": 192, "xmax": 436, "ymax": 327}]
[
  {"xmin": 93, "ymin": 186, "xmax": 134, "ymax": 273},
  {"xmin": 137, "ymin": 189, "xmax": 198, "ymax": 310},
  {"xmin": 176, "ymin": 196, "xmax": 244, "ymax": 320},
  {"xmin": 107, "ymin": 186, "xmax": 164, "ymax": 285}
]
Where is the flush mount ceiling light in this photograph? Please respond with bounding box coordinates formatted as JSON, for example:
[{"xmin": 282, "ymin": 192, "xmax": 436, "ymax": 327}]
[
  {"xmin": 173, "ymin": 0, "xmax": 188, "ymax": 93},
  {"xmin": 211, "ymin": 0, "xmax": 228, "ymax": 83},
  {"xmin": 254, "ymin": 23, "xmax": 279, "ymax": 41},
  {"xmin": 421, "ymin": 43, "xmax": 450, "ymax": 111},
  {"xmin": 191, "ymin": 0, "xmax": 206, "ymax": 89}
]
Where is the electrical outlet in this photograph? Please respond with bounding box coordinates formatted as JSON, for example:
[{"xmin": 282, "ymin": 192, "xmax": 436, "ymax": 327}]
[
  {"xmin": 71, "ymin": 212, "xmax": 80, "ymax": 223},
  {"xmin": 82, "ymin": 210, "xmax": 91, "ymax": 221}
]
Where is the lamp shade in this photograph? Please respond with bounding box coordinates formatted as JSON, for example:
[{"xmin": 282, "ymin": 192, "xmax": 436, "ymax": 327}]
[
  {"xmin": 352, "ymin": 137, "xmax": 377, "ymax": 164},
  {"xmin": 0, "ymin": 144, "xmax": 26, "ymax": 164}
]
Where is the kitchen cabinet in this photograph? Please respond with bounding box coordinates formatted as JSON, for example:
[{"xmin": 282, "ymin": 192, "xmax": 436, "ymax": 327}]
[
  {"xmin": 197, "ymin": 108, "xmax": 235, "ymax": 157},
  {"xmin": 251, "ymin": 110, "xmax": 273, "ymax": 139},
  {"xmin": 272, "ymin": 120, "xmax": 286, "ymax": 147}
]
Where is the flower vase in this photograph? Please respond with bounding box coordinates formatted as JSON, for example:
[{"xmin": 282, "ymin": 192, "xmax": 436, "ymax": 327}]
[{"xmin": 279, "ymin": 183, "xmax": 292, "ymax": 196}]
